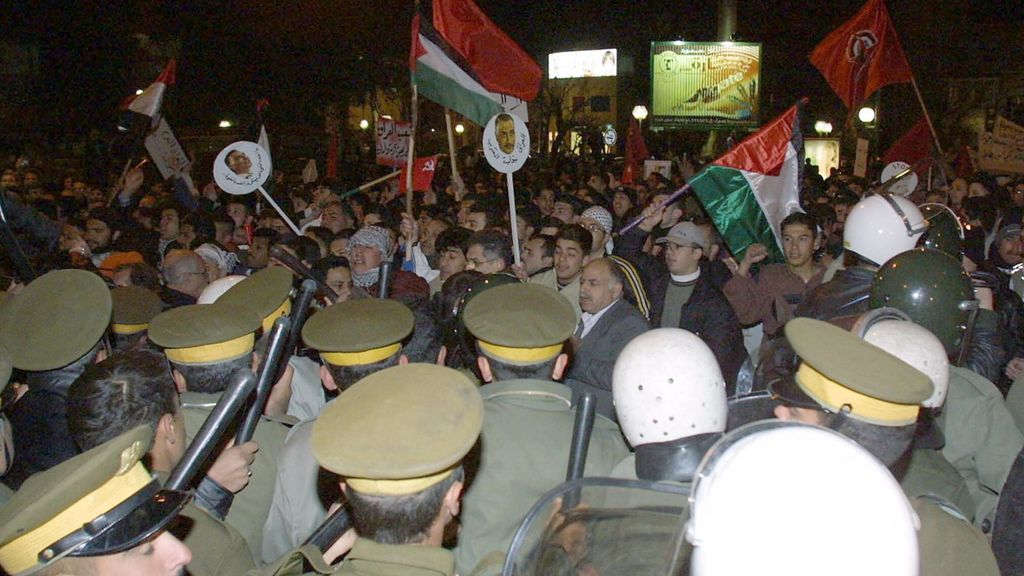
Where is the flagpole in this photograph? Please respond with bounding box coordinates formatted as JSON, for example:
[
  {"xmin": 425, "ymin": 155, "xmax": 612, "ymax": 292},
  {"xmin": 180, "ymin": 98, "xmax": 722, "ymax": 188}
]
[
  {"xmin": 909, "ymin": 76, "xmax": 943, "ymax": 157},
  {"xmin": 405, "ymin": 77, "xmax": 419, "ymax": 262},
  {"xmin": 444, "ymin": 109, "xmax": 463, "ymax": 195},
  {"xmin": 506, "ymin": 173, "xmax": 522, "ymax": 266}
]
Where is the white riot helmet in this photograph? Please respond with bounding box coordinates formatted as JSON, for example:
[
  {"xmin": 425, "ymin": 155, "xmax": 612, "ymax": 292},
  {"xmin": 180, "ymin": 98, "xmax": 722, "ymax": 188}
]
[
  {"xmin": 854, "ymin": 308, "xmax": 949, "ymax": 408},
  {"xmin": 843, "ymin": 194, "xmax": 927, "ymax": 266},
  {"xmin": 197, "ymin": 275, "xmax": 246, "ymax": 304},
  {"xmin": 612, "ymin": 328, "xmax": 727, "ymax": 447},
  {"xmin": 687, "ymin": 421, "xmax": 920, "ymax": 576}
]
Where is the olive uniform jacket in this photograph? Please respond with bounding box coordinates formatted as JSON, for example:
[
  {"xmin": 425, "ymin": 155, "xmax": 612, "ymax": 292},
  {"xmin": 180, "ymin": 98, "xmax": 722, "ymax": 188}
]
[
  {"xmin": 256, "ymin": 539, "xmax": 456, "ymax": 576},
  {"xmin": 155, "ymin": 471, "xmax": 256, "ymax": 576},
  {"xmin": 454, "ymin": 379, "xmax": 629, "ymax": 575},
  {"xmin": 938, "ymin": 366, "xmax": 1024, "ymax": 528},
  {"xmin": 183, "ymin": 390, "xmax": 290, "ymax": 561}
]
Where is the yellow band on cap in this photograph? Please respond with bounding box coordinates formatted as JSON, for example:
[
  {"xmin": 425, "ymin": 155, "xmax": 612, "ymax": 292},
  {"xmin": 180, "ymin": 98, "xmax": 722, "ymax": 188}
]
[
  {"xmin": 796, "ymin": 363, "xmax": 920, "ymax": 426},
  {"xmin": 261, "ymin": 299, "xmax": 292, "ymax": 333},
  {"xmin": 111, "ymin": 322, "xmax": 149, "ymax": 335},
  {"xmin": 345, "ymin": 466, "xmax": 456, "ymax": 496},
  {"xmin": 321, "ymin": 343, "xmax": 401, "ymax": 367},
  {"xmin": 0, "ymin": 462, "xmax": 152, "ymax": 575},
  {"xmin": 164, "ymin": 333, "xmax": 255, "ymax": 365},
  {"xmin": 478, "ymin": 341, "xmax": 563, "ymax": 364}
]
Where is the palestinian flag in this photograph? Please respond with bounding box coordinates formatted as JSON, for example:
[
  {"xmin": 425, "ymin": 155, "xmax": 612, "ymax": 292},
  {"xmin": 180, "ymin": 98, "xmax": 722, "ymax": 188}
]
[
  {"xmin": 689, "ymin": 101, "xmax": 805, "ymax": 263},
  {"xmin": 410, "ymin": 11, "xmax": 528, "ymax": 126}
]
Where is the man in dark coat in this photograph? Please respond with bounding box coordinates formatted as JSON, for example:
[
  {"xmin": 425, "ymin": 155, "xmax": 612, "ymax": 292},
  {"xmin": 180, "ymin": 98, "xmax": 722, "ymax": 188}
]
[{"xmin": 615, "ymin": 207, "xmax": 746, "ymax": 393}]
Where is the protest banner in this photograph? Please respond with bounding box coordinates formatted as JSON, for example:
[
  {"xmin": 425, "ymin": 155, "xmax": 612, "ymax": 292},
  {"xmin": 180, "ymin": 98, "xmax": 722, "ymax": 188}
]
[
  {"xmin": 144, "ymin": 117, "xmax": 190, "ymax": 179},
  {"xmin": 376, "ymin": 117, "xmax": 412, "ymax": 167}
]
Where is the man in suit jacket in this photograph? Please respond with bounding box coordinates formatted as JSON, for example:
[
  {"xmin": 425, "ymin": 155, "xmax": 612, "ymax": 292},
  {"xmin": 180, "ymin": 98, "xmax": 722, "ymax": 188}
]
[{"xmin": 566, "ymin": 258, "xmax": 650, "ymax": 420}]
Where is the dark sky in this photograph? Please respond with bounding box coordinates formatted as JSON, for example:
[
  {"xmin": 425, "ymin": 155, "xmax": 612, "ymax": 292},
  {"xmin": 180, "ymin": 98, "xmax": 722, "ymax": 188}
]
[{"xmin": 4, "ymin": 0, "xmax": 1022, "ymax": 146}]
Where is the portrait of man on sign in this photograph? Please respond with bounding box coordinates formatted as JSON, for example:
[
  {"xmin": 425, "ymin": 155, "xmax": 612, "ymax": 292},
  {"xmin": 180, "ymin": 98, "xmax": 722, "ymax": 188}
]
[
  {"xmin": 213, "ymin": 141, "xmax": 271, "ymax": 195},
  {"xmin": 496, "ymin": 113, "xmax": 517, "ymax": 155},
  {"xmin": 225, "ymin": 149, "xmax": 253, "ymax": 177}
]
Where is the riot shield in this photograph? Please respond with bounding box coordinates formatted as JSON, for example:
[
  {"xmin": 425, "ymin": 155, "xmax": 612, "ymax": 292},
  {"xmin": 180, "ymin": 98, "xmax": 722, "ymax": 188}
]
[
  {"xmin": 725, "ymin": 390, "xmax": 778, "ymax": 431},
  {"xmin": 501, "ymin": 477, "xmax": 691, "ymax": 576}
]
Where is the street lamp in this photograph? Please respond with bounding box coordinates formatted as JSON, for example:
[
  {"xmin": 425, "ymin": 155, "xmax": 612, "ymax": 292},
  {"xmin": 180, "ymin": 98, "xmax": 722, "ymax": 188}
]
[
  {"xmin": 359, "ymin": 119, "xmax": 369, "ymax": 130},
  {"xmin": 632, "ymin": 105, "xmax": 649, "ymax": 129},
  {"xmin": 455, "ymin": 123, "xmax": 465, "ymax": 134},
  {"xmin": 814, "ymin": 120, "xmax": 833, "ymax": 136},
  {"xmin": 858, "ymin": 107, "xmax": 876, "ymax": 124},
  {"xmin": 218, "ymin": 120, "xmax": 232, "ymax": 129}
]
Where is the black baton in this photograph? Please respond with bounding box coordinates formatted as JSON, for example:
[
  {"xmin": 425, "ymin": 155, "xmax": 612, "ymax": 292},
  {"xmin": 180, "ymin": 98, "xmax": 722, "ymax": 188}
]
[
  {"xmin": 562, "ymin": 391, "xmax": 596, "ymax": 510},
  {"xmin": 166, "ymin": 369, "xmax": 256, "ymax": 491},
  {"xmin": 235, "ymin": 316, "xmax": 291, "ymax": 445}
]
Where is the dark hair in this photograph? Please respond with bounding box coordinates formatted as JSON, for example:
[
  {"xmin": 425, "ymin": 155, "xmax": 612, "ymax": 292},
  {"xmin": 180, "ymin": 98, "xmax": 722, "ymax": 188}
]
[
  {"xmin": 780, "ymin": 212, "xmax": 820, "ymax": 236},
  {"xmin": 482, "ymin": 351, "xmax": 560, "ymax": 382},
  {"xmin": 182, "ymin": 211, "xmax": 216, "ymax": 246},
  {"xmin": 436, "ymin": 227, "xmax": 473, "ymax": 256},
  {"xmin": 323, "ymin": 350, "xmax": 402, "ymax": 391},
  {"xmin": 252, "ymin": 228, "xmax": 281, "ymax": 244},
  {"xmin": 557, "ymin": 224, "xmax": 594, "ymax": 254},
  {"xmin": 468, "ymin": 229, "xmax": 513, "ymax": 269},
  {"xmin": 305, "ymin": 226, "xmax": 335, "ymax": 247},
  {"xmin": 67, "ymin": 350, "xmax": 178, "ymax": 451},
  {"xmin": 284, "ymin": 235, "xmax": 322, "ymax": 266},
  {"xmin": 537, "ymin": 216, "xmax": 565, "ymax": 233},
  {"xmin": 114, "ymin": 262, "xmax": 162, "ymax": 292},
  {"xmin": 345, "ymin": 467, "xmax": 463, "ymax": 545},
  {"xmin": 528, "ymin": 234, "xmax": 557, "ymax": 260},
  {"xmin": 468, "ymin": 201, "xmax": 502, "ymax": 230},
  {"xmin": 516, "ymin": 204, "xmax": 542, "ymax": 230},
  {"xmin": 313, "ymin": 255, "xmax": 351, "ymax": 279},
  {"xmin": 170, "ymin": 354, "xmax": 252, "ymax": 394},
  {"xmin": 553, "ymin": 194, "xmax": 580, "ymax": 215}
]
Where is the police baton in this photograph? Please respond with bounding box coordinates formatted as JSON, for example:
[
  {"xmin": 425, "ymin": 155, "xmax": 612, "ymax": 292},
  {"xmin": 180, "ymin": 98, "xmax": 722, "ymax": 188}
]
[
  {"xmin": 377, "ymin": 260, "xmax": 393, "ymax": 299},
  {"xmin": 285, "ymin": 280, "xmax": 318, "ymax": 357},
  {"xmin": 166, "ymin": 369, "xmax": 256, "ymax": 491},
  {"xmin": 235, "ymin": 316, "xmax": 291, "ymax": 445},
  {"xmin": 270, "ymin": 245, "xmax": 335, "ymax": 299},
  {"xmin": 303, "ymin": 506, "xmax": 353, "ymax": 553},
  {"xmin": 562, "ymin": 391, "xmax": 596, "ymax": 510}
]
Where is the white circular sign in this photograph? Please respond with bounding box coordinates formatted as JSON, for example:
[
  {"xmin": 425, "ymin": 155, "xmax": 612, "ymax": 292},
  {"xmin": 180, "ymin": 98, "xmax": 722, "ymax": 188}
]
[
  {"xmin": 483, "ymin": 113, "xmax": 530, "ymax": 174},
  {"xmin": 880, "ymin": 161, "xmax": 918, "ymax": 198},
  {"xmin": 213, "ymin": 141, "xmax": 272, "ymax": 195},
  {"xmin": 603, "ymin": 127, "xmax": 617, "ymax": 146}
]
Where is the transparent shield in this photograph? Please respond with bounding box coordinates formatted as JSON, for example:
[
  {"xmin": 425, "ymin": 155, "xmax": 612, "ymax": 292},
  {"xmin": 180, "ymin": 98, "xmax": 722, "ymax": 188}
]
[{"xmin": 502, "ymin": 478, "xmax": 691, "ymax": 576}]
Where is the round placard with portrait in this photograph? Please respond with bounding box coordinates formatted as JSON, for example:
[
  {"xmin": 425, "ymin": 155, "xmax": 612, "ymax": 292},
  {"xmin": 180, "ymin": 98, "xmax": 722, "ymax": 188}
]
[
  {"xmin": 213, "ymin": 141, "xmax": 272, "ymax": 195},
  {"xmin": 483, "ymin": 113, "xmax": 530, "ymax": 174}
]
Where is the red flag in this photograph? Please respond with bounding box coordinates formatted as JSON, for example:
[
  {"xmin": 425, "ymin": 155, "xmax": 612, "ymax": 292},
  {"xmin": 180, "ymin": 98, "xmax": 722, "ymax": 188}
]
[
  {"xmin": 622, "ymin": 118, "xmax": 648, "ymax": 185},
  {"xmin": 121, "ymin": 59, "xmax": 176, "ymax": 122},
  {"xmin": 399, "ymin": 156, "xmax": 439, "ymax": 193},
  {"xmin": 882, "ymin": 118, "xmax": 932, "ymax": 166},
  {"xmin": 809, "ymin": 0, "xmax": 912, "ymax": 109},
  {"xmin": 433, "ymin": 0, "xmax": 542, "ymax": 102}
]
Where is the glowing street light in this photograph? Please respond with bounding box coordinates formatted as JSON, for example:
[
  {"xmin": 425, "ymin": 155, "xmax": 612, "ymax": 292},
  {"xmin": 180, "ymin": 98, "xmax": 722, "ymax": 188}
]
[
  {"xmin": 858, "ymin": 107, "xmax": 876, "ymax": 124},
  {"xmin": 814, "ymin": 120, "xmax": 833, "ymax": 136},
  {"xmin": 455, "ymin": 123, "xmax": 465, "ymax": 134},
  {"xmin": 359, "ymin": 119, "xmax": 370, "ymax": 130},
  {"xmin": 633, "ymin": 105, "xmax": 649, "ymax": 130},
  {"xmin": 135, "ymin": 89, "xmax": 144, "ymax": 95},
  {"xmin": 218, "ymin": 120, "xmax": 233, "ymax": 129}
]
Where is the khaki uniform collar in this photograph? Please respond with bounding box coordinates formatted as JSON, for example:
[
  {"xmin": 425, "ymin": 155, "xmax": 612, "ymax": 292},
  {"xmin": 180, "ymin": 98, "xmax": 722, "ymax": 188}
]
[{"xmin": 345, "ymin": 538, "xmax": 455, "ymax": 576}]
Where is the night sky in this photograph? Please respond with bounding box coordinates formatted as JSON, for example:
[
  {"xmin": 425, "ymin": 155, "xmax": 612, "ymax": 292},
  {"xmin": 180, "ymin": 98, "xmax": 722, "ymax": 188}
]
[{"xmin": 3, "ymin": 0, "xmax": 1022, "ymax": 148}]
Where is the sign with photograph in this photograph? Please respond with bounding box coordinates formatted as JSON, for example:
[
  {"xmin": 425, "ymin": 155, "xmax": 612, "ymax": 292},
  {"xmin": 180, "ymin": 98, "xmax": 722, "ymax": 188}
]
[
  {"xmin": 651, "ymin": 41, "xmax": 761, "ymax": 131},
  {"xmin": 644, "ymin": 160, "xmax": 672, "ymax": 179},
  {"xmin": 483, "ymin": 112, "xmax": 530, "ymax": 173},
  {"xmin": 213, "ymin": 141, "xmax": 272, "ymax": 195}
]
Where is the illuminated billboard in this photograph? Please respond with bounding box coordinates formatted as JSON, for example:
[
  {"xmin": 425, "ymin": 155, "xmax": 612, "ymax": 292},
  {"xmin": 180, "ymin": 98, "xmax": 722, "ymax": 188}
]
[
  {"xmin": 548, "ymin": 49, "xmax": 618, "ymax": 79},
  {"xmin": 651, "ymin": 41, "xmax": 761, "ymax": 130}
]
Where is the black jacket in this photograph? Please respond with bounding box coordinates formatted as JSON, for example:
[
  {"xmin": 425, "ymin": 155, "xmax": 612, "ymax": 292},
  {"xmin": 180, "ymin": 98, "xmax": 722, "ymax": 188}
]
[{"xmin": 615, "ymin": 228, "xmax": 747, "ymax": 392}]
